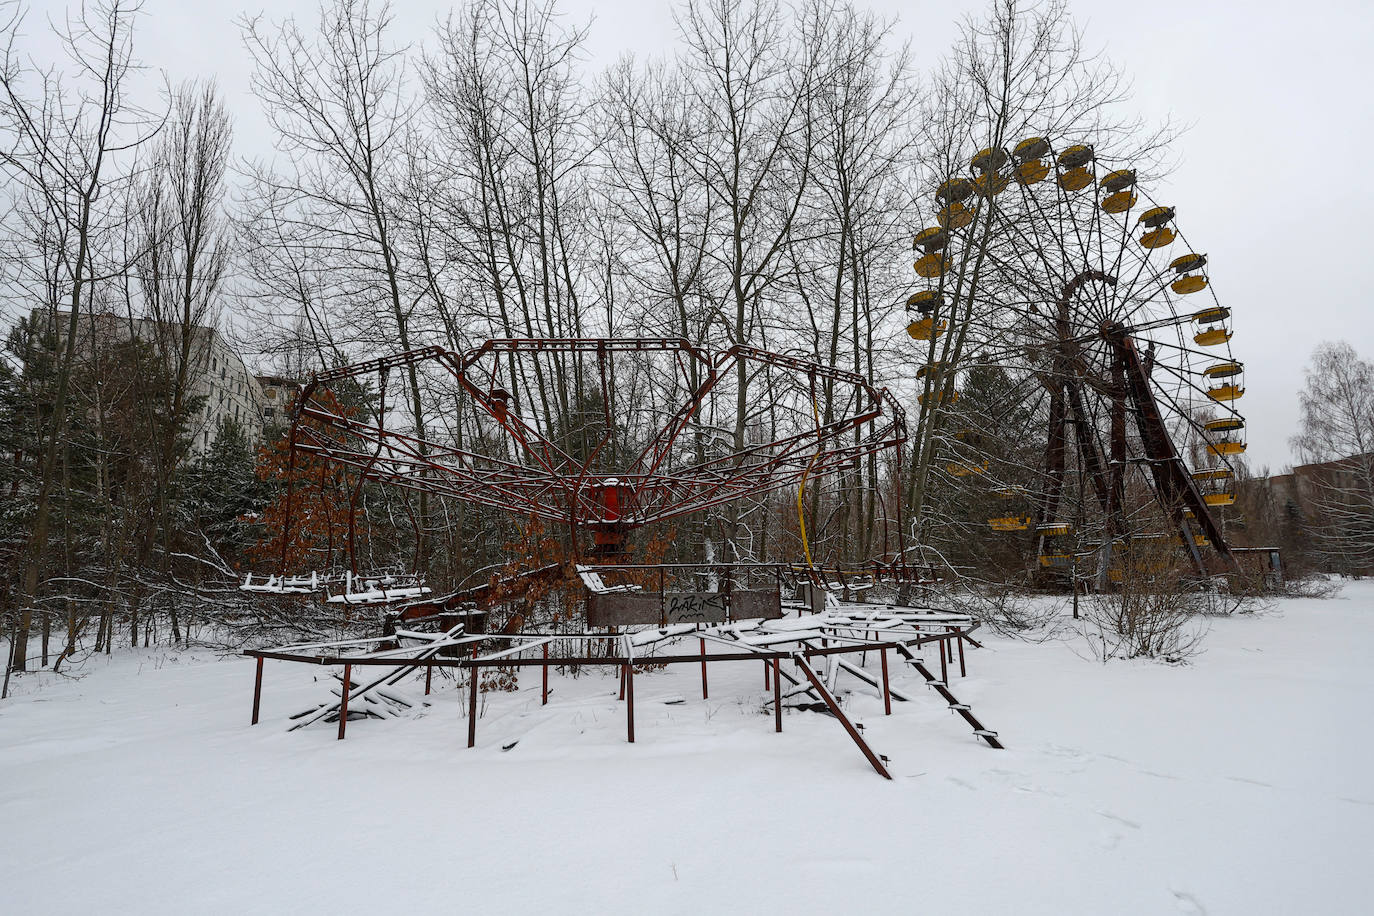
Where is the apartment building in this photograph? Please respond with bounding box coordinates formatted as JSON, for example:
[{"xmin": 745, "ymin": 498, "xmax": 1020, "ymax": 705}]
[{"xmin": 26, "ymin": 308, "xmax": 273, "ymax": 455}]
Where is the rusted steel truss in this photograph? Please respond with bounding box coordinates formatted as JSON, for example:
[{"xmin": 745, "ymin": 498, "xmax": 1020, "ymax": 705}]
[
  {"xmin": 1104, "ymin": 323, "xmax": 1237, "ymax": 572},
  {"xmin": 286, "ymin": 339, "xmax": 905, "ymax": 549}
]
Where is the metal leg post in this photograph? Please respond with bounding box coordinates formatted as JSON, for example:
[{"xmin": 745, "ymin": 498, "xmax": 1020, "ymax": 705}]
[
  {"xmin": 700, "ymin": 638, "xmax": 709, "ymax": 699},
  {"xmin": 337, "ymin": 664, "xmax": 351, "ymax": 740},
  {"xmin": 467, "ymin": 662, "xmax": 479, "ymax": 748},
  {"xmin": 881, "ymin": 648, "xmax": 892, "ymax": 715},
  {"xmin": 772, "ymin": 658, "xmax": 782, "ymax": 732},
  {"xmin": 626, "ymin": 663, "xmax": 635, "ymax": 744},
  {"xmin": 251, "ymin": 657, "xmax": 263, "ymax": 726}
]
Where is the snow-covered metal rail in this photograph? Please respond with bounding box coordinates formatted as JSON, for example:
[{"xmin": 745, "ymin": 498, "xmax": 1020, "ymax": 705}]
[{"xmin": 243, "ymin": 603, "xmax": 1001, "ymax": 776}]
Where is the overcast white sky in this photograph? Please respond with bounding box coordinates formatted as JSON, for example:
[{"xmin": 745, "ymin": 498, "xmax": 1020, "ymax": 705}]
[{"xmin": 20, "ymin": 0, "xmax": 1374, "ymax": 470}]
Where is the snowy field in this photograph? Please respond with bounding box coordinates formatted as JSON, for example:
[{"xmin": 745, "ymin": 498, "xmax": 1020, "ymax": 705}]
[{"xmin": 3, "ymin": 585, "xmax": 1372, "ymax": 915}]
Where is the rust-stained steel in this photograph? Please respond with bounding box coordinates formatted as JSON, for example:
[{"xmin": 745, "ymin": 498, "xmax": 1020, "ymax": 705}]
[
  {"xmin": 793, "ymin": 654, "xmax": 892, "ymax": 779},
  {"xmin": 251, "ymin": 657, "xmax": 263, "ymax": 726},
  {"xmin": 1104, "ymin": 322, "xmax": 1237, "ymax": 572},
  {"xmin": 337, "ymin": 664, "xmax": 352, "ymax": 740},
  {"xmin": 285, "ymin": 339, "xmax": 905, "ymax": 557},
  {"xmin": 246, "ymin": 614, "xmax": 1001, "ymax": 776}
]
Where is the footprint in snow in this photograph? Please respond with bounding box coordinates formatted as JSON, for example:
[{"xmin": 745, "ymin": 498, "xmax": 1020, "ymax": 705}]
[
  {"xmin": 1096, "ymin": 810, "xmax": 1141, "ymax": 830},
  {"xmin": 1171, "ymin": 889, "xmax": 1207, "ymax": 914},
  {"xmin": 1224, "ymin": 775, "xmax": 1272, "ymax": 788}
]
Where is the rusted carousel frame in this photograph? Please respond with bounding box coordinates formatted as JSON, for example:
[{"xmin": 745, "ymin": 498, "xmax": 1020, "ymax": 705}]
[
  {"xmin": 244, "ymin": 611, "xmax": 998, "ymax": 778},
  {"xmin": 283, "ymin": 339, "xmax": 906, "ymax": 556}
]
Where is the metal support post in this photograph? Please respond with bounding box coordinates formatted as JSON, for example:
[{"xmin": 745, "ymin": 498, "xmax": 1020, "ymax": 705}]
[
  {"xmin": 700, "ymin": 638, "xmax": 709, "ymax": 699},
  {"xmin": 773, "ymin": 658, "xmax": 782, "ymax": 732},
  {"xmin": 337, "ymin": 664, "xmax": 351, "ymax": 740},
  {"xmin": 881, "ymin": 648, "xmax": 892, "ymax": 715},
  {"xmin": 251, "ymin": 657, "xmax": 264, "ymax": 725}
]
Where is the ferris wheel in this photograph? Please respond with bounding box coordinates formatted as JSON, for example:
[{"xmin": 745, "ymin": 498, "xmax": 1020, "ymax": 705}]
[{"xmin": 905, "ymin": 135, "xmax": 1245, "ymax": 579}]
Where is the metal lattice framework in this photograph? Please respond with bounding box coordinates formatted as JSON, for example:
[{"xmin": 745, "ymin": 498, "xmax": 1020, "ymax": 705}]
[
  {"xmin": 905, "ymin": 137, "xmax": 1246, "ymax": 578},
  {"xmin": 287, "ymin": 338, "xmax": 905, "ymax": 553}
]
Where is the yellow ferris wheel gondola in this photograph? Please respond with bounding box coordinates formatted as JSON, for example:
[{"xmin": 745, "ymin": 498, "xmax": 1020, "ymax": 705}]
[
  {"xmin": 906, "ymin": 291, "xmax": 948, "ymax": 341},
  {"xmin": 974, "ymin": 170, "xmax": 1010, "ymax": 197},
  {"xmin": 1192, "ymin": 465, "xmax": 1237, "ymax": 507},
  {"xmin": 947, "ymin": 459, "xmax": 989, "ymax": 478},
  {"xmin": 936, "ymin": 177, "xmax": 974, "ymax": 204},
  {"xmin": 914, "ymin": 252, "xmax": 952, "ymax": 278},
  {"xmin": 1170, "ymin": 253, "xmax": 1209, "ymax": 294},
  {"xmin": 1207, "ymin": 438, "xmax": 1246, "ymax": 457},
  {"xmin": 1011, "ymin": 136, "xmax": 1051, "ymax": 186},
  {"xmin": 938, "ymin": 201, "xmax": 975, "ymax": 229},
  {"xmin": 1099, "ymin": 169, "xmax": 1137, "ymax": 213},
  {"xmin": 988, "ymin": 515, "xmax": 1032, "ymax": 531},
  {"xmin": 1204, "ymin": 416, "xmax": 1245, "ymax": 435},
  {"xmin": 913, "ymin": 226, "xmax": 948, "ymax": 253},
  {"xmin": 970, "ymin": 148, "xmax": 1010, "ymax": 197},
  {"xmin": 1192, "ymin": 306, "xmax": 1232, "ymax": 346},
  {"xmin": 1056, "ymin": 144, "xmax": 1094, "ymax": 191},
  {"xmin": 1138, "ymin": 205, "xmax": 1177, "ymax": 249},
  {"xmin": 971, "ymin": 147, "xmax": 1009, "ymax": 172},
  {"xmin": 1203, "ymin": 359, "xmax": 1244, "ymax": 402},
  {"xmin": 1204, "ymin": 412, "xmax": 1247, "ymax": 455}
]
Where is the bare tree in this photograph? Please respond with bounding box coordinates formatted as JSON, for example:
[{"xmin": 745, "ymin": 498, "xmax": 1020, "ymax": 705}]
[
  {"xmin": 242, "ymin": 0, "xmax": 435, "ymax": 569},
  {"xmin": 670, "ymin": 0, "xmax": 828, "ymax": 566},
  {"xmin": 0, "ymin": 0, "xmax": 159, "ymax": 671},
  {"xmin": 422, "ymin": 0, "xmax": 596, "ymax": 441},
  {"xmin": 1290, "ymin": 342, "xmax": 1374, "ymax": 574},
  {"xmin": 122, "ymin": 79, "xmax": 233, "ymax": 644},
  {"xmin": 784, "ymin": 2, "xmax": 917, "ymax": 564}
]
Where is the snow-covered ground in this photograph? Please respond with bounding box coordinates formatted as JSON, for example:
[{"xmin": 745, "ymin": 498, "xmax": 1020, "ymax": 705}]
[{"xmin": 2, "ymin": 585, "xmax": 1372, "ymax": 914}]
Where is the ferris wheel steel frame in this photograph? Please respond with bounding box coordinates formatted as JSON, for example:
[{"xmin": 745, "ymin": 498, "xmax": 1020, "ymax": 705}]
[{"xmin": 906, "ymin": 136, "xmax": 1246, "ymax": 580}]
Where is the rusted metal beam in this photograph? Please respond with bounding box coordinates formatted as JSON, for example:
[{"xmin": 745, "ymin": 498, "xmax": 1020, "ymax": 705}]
[
  {"xmin": 895, "ymin": 644, "xmax": 1003, "ymax": 749},
  {"xmin": 625, "ymin": 663, "xmax": 635, "ymax": 743},
  {"xmin": 699, "ymin": 638, "xmax": 708, "ymax": 699},
  {"xmin": 467, "ymin": 663, "xmax": 479, "ymax": 748},
  {"xmin": 792, "ymin": 654, "xmax": 891, "ymax": 779},
  {"xmin": 251, "ymin": 657, "xmax": 263, "ymax": 726},
  {"xmin": 881, "ymin": 649, "xmax": 891, "ymax": 716},
  {"xmin": 337, "ymin": 664, "xmax": 351, "ymax": 741},
  {"xmin": 772, "ymin": 659, "xmax": 782, "ymax": 732}
]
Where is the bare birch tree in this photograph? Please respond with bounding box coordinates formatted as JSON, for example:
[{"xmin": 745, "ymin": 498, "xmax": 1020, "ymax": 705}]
[{"xmin": 1291, "ymin": 342, "xmax": 1374, "ymax": 574}]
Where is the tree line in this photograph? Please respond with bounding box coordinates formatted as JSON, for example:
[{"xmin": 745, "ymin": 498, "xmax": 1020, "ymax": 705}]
[{"xmin": 4, "ymin": 0, "xmax": 1273, "ymax": 676}]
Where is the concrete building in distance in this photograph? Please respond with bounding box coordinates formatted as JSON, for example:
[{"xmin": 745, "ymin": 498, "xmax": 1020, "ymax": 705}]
[
  {"xmin": 26, "ymin": 308, "xmax": 270, "ymax": 455},
  {"xmin": 255, "ymin": 374, "xmax": 302, "ymax": 431}
]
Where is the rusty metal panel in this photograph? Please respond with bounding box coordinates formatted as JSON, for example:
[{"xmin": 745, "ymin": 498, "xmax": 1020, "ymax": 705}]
[
  {"xmin": 732, "ymin": 589, "xmax": 783, "ymax": 620},
  {"xmin": 587, "ymin": 593, "xmax": 662, "ymax": 627},
  {"xmin": 664, "ymin": 592, "xmax": 729, "ymax": 624}
]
